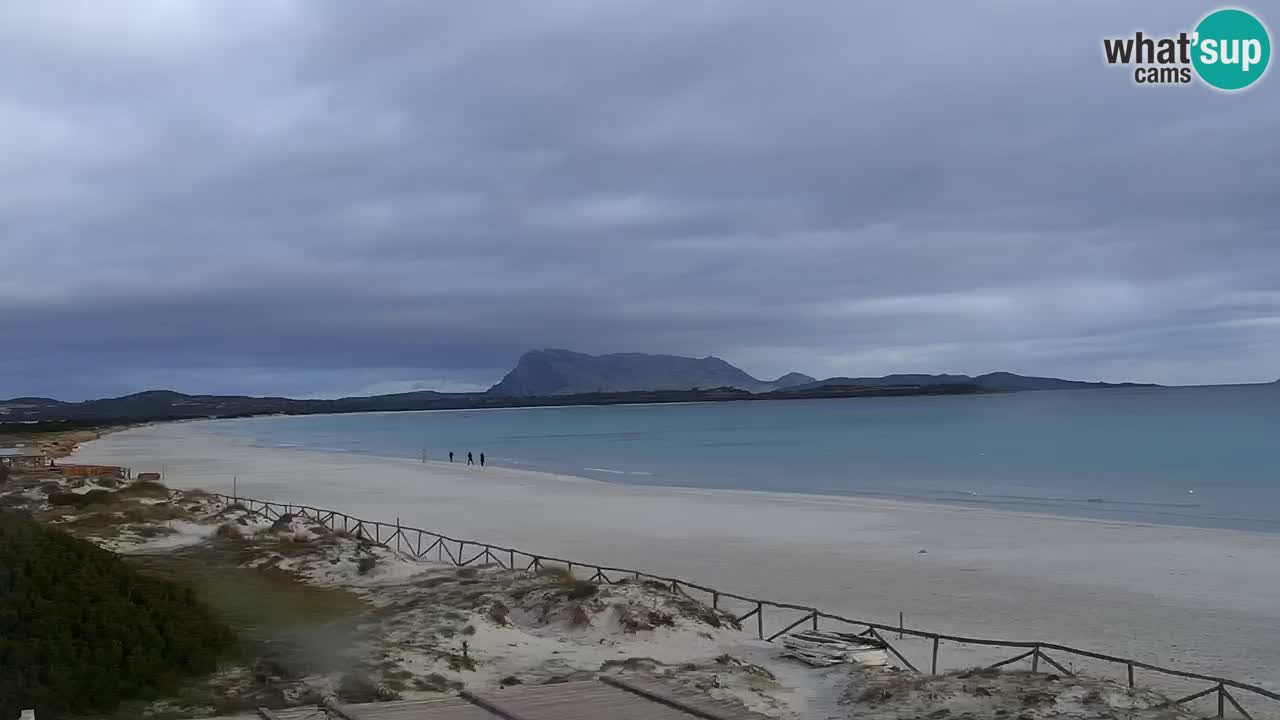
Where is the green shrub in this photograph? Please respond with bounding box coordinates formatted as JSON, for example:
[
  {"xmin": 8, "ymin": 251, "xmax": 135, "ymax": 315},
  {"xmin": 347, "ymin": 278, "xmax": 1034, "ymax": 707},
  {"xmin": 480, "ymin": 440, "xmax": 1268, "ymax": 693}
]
[
  {"xmin": 0, "ymin": 510, "xmax": 234, "ymax": 719},
  {"xmin": 47, "ymin": 492, "xmax": 90, "ymax": 508},
  {"xmin": 47, "ymin": 489, "xmax": 117, "ymax": 509}
]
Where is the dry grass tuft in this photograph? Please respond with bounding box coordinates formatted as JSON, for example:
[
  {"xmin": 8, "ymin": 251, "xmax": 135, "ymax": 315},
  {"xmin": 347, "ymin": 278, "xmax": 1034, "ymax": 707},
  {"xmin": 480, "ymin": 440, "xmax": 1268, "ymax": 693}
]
[{"xmin": 215, "ymin": 523, "xmax": 243, "ymax": 540}]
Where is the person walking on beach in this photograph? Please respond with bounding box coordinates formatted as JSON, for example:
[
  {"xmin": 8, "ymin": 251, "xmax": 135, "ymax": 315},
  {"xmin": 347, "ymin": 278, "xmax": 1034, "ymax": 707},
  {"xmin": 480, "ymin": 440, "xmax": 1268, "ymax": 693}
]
[
  {"xmin": 479, "ymin": 452, "xmax": 485, "ymax": 467},
  {"xmin": 467, "ymin": 452, "xmax": 474, "ymax": 466},
  {"xmin": 449, "ymin": 451, "xmax": 454, "ymax": 463}
]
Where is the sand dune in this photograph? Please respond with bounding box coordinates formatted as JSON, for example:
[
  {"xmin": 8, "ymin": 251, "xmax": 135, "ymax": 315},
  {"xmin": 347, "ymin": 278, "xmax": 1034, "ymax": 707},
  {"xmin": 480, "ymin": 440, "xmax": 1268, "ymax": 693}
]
[{"xmin": 71, "ymin": 421, "xmax": 1280, "ymax": 707}]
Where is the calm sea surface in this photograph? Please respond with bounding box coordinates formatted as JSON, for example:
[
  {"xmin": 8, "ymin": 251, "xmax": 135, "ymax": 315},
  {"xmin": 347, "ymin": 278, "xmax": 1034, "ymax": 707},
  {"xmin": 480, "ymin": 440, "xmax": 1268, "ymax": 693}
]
[{"xmin": 207, "ymin": 385, "xmax": 1280, "ymax": 532}]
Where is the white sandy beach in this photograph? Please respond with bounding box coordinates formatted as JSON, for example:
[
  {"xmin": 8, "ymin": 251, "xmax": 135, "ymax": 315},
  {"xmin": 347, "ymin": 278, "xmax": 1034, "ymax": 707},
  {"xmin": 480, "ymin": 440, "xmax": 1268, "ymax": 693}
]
[{"xmin": 71, "ymin": 421, "xmax": 1280, "ymax": 702}]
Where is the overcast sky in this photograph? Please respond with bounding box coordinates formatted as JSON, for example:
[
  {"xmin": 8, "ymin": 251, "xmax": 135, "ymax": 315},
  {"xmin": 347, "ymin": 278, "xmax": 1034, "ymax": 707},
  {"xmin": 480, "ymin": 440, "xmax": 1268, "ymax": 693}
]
[{"xmin": 2, "ymin": 1, "xmax": 1278, "ymax": 400}]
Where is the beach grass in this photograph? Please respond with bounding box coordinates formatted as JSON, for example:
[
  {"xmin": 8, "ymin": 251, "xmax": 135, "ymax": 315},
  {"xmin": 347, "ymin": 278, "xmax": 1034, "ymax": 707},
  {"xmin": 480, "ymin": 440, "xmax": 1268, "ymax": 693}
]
[{"xmin": 129, "ymin": 545, "xmax": 366, "ymax": 630}]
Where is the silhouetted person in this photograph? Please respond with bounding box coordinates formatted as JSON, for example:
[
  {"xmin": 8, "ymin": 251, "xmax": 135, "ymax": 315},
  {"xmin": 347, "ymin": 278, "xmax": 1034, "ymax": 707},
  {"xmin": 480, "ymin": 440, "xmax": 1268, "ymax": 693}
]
[
  {"xmin": 449, "ymin": 451, "xmax": 454, "ymax": 463},
  {"xmin": 480, "ymin": 453, "xmax": 485, "ymax": 467},
  {"xmin": 467, "ymin": 452, "xmax": 474, "ymax": 466}
]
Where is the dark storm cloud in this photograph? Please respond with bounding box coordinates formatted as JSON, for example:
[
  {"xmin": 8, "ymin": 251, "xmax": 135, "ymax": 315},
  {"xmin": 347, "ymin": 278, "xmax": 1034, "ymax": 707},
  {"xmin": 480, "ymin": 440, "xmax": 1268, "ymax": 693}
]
[{"xmin": 2, "ymin": 1, "xmax": 1278, "ymax": 399}]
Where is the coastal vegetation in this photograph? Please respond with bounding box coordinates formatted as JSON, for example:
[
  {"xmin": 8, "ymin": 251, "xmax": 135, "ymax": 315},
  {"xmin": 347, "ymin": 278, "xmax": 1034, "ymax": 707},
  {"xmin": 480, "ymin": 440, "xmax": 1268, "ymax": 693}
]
[
  {"xmin": 0, "ymin": 510, "xmax": 234, "ymax": 719},
  {"xmin": 0, "ymin": 381, "xmax": 983, "ymax": 426}
]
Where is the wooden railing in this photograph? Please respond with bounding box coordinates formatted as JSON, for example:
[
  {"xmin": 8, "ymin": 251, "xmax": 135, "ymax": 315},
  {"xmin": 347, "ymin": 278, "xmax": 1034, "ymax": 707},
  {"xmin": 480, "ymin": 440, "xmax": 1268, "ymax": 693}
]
[{"xmin": 217, "ymin": 493, "xmax": 1279, "ymax": 720}]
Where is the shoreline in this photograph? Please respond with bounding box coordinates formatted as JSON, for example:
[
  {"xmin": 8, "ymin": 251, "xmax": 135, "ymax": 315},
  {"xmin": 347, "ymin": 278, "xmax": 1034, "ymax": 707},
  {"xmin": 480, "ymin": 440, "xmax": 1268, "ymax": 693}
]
[
  {"xmin": 199, "ymin": 417, "xmax": 1279, "ymax": 538},
  {"xmin": 222, "ymin": 435, "xmax": 1280, "ymax": 541},
  {"xmin": 69, "ymin": 421, "xmax": 1280, "ymax": 696}
]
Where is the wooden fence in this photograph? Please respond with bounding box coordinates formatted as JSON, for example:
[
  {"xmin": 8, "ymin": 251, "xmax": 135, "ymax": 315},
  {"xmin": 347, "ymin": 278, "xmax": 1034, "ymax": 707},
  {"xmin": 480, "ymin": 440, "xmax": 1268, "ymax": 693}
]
[{"xmin": 216, "ymin": 493, "xmax": 1279, "ymax": 719}]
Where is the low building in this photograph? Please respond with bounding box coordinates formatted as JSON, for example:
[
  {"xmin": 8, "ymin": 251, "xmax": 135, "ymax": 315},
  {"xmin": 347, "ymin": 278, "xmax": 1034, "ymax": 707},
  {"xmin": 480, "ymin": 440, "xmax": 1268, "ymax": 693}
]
[
  {"xmin": 0, "ymin": 447, "xmax": 50, "ymax": 469},
  {"xmin": 59, "ymin": 463, "xmax": 131, "ymax": 479}
]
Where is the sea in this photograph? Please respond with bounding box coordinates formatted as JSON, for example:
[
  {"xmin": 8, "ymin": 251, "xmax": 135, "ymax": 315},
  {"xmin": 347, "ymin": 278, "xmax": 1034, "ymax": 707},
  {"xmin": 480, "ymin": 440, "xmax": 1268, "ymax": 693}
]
[{"xmin": 205, "ymin": 384, "xmax": 1280, "ymax": 533}]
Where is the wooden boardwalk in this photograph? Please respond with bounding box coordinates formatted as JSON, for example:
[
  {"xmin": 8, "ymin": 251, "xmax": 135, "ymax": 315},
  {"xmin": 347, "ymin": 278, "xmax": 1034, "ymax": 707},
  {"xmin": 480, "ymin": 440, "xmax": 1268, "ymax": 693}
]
[{"xmin": 252, "ymin": 677, "xmax": 771, "ymax": 720}]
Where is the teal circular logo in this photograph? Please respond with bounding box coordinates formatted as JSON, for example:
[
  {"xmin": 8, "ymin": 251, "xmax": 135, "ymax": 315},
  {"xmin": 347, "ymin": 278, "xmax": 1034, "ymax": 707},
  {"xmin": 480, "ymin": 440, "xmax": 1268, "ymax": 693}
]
[{"xmin": 1192, "ymin": 8, "xmax": 1271, "ymax": 90}]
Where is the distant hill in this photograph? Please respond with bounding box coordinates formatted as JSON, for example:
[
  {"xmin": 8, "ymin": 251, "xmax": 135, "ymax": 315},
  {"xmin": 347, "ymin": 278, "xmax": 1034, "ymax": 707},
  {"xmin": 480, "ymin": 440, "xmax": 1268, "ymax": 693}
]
[
  {"xmin": 797, "ymin": 371, "xmax": 1157, "ymax": 393},
  {"xmin": 0, "ymin": 352, "xmax": 1161, "ymax": 424},
  {"xmin": 0, "ymin": 384, "xmax": 976, "ymax": 426},
  {"xmin": 488, "ymin": 349, "xmax": 816, "ymax": 396},
  {"xmin": 0, "ymin": 389, "xmax": 472, "ymax": 423}
]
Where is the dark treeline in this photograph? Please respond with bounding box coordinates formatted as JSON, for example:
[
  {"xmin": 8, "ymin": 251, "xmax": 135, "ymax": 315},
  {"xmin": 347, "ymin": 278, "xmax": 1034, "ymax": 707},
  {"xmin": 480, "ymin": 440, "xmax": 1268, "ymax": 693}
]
[
  {"xmin": 0, "ymin": 383, "xmax": 983, "ymax": 427},
  {"xmin": 0, "ymin": 419, "xmax": 117, "ymax": 435}
]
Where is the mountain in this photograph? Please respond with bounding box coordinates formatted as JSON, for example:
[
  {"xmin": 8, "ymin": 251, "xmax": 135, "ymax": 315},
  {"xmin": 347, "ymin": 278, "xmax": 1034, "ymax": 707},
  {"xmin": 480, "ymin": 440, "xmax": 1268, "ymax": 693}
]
[
  {"xmin": 0, "ymin": 352, "xmax": 1161, "ymax": 425},
  {"xmin": 799, "ymin": 372, "xmax": 1157, "ymax": 393},
  {"xmin": 486, "ymin": 350, "xmax": 1157, "ymax": 397},
  {"xmin": 487, "ymin": 349, "xmax": 816, "ymax": 396}
]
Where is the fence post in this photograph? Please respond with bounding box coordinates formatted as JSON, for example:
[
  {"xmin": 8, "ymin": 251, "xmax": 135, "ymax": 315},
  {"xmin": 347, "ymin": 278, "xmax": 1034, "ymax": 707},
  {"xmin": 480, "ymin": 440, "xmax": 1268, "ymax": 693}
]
[
  {"xmin": 931, "ymin": 637, "xmax": 940, "ymax": 675},
  {"xmin": 756, "ymin": 603, "xmax": 764, "ymax": 640},
  {"xmin": 232, "ymin": 476, "xmax": 237, "ymax": 501},
  {"xmin": 899, "ymin": 611, "xmax": 904, "ymax": 640},
  {"xmin": 395, "ymin": 518, "xmax": 401, "ymax": 552},
  {"xmin": 1127, "ymin": 663, "xmax": 1134, "ymax": 688},
  {"xmin": 1218, "ymin": 685, "xmax": 1225, "ymax": 719},
  {"xmin": 1031, "ymin": 646, "xmax": 1041, "ymax": 673},
  {"xmin": 712, "ymin": 592, "xmax": 719, "ymax": 609},
  {"xmin": 811, "ymin": 609, "xmax": 819, "ymax": 631}
]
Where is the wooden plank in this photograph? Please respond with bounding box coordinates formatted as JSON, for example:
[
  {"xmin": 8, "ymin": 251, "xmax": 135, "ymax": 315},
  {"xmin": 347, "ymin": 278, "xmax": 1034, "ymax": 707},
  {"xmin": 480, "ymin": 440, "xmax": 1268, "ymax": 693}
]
[
  {"xmin": 1036, "ymin": 650, "xmax": 1074, "ymax": 677},
  {"xmin": 323, "ymin": 700, "xmax": 361, "ymax": 720},
  {"xmin": 766, "ymin": 611, "xmax": 815, "ymax": 642},
  {"xmin": 501, "ymin": 686, "xmax": 692, "ymax": 720},
  {"xmin": 1172, "ymin": 685, "xmax": 1220, "ymax": 706},
  {"xmin": 345, "ymin": 699, "xmax": 495, "ymax": 720},
  {"xmin": 986, "ymin": 648, "xmax": 1037, "ymax": 671},
  {"xmin": 460, "ymin": 689, "xmax": 532, "ymax": 720},
  {"xmin": 868, "ymin": 628, "xmax": 919, "ymax": 672},
  {"xmin": 600, "ymin": 675, "xmax": 768, "ymax": 720},
  {"xmin": 1223, "ymin": 687, "xmax": 1256, "ymax": 720}
]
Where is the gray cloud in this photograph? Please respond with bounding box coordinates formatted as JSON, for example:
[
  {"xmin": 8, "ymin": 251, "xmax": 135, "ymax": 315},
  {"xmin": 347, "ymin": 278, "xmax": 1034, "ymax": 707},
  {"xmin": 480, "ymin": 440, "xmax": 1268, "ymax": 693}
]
[{"xmin": 2, "ymin": 1, "xmax": 1278, "ymax": 399}]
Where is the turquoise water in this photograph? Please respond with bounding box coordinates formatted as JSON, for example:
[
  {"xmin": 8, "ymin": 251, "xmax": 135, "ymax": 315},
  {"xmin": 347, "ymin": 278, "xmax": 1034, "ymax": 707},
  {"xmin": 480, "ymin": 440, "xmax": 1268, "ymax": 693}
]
[{"xmin": 208, "ymin": 385, "xmax": 1280, "ymax": 532}]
